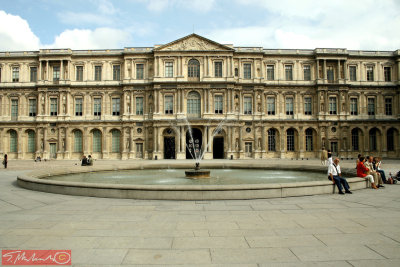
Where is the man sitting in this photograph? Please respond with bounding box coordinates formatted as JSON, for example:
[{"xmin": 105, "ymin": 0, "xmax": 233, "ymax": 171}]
[
  {"xmin": 87, "ymin": 155, "xmax": 93, "ymax": 166},
  {"xmin": 364, "ymin": 156, "xmax": 384, "ymax": 188},
  {"xmin": 328, "ymin": 158, "xmax": 352, "ymax": 195},
  {"xmin": 81, "ymin": 155, "xmax": 88, "ymax": 166}
]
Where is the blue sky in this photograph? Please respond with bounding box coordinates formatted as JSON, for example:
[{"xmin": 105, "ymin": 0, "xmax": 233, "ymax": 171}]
[{"xmin": 1, "ymin": 0, "xmax": 399, "ymax": 51}]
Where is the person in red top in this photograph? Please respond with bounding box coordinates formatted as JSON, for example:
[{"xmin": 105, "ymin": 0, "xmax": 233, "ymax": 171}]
[{"xmin": 357, "ymin": 156, "xmax": 378, "ymax": 189}]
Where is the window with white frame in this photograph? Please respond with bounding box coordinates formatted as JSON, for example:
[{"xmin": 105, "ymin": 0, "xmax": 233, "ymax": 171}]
[
  {"xmin": 75, "ymin": 98, "xmax": 83, "ymax": 116},
  {"xmin": 113, "ymin": 65, "xmax": 121, "ymax": 81},
  {"xmin": 74, "ymin": 130, "xmax": 83, "ymax": 152},
  {"xmin": 50, "ymin": 98, "xmax": 58, "ymax": 116},
  {"xmin": 285, "ymin": 65, "xmax": 293, "ymax": 80},
  {"xmin": 327, "ymin": 66, "xmax": 334, "ymax": 82},
  {"xmin": 165, "ymin": 62, "xmax": 173, "ymax": 77},
  {"xmin": 76, "ymin": 66, "xmax": 83, "ymax": 81},
  {"xmin": 244, "ymin": 96, "xmax": 252, "ymax": 114},
  {"xmin": 287, "ymin": 129, "xmax": 295, "ymax": 151},
  {"xmin": 111, "ymin": 130, "xmax": 121, "ymax": 153},
  {"xmin": 305, "ymin": 128, "xmax": 313, "ymax": 151},
  {"xmin": 268, "ymin": 128, "xmax": 276, "ymax": 151},
  {"xmin": 11, "ymin": 99, "xmax": 18, "ymax": 118},
  {"xmin": 164, "ymin": 95, "xmax": 173, "ymax": 114},
  {"xmin": 27, "ymin": 130, "xmax": 36, "ymax": 153},
  {"xmin": 285, "ymin": 97, "xmax": 293, "ymax": 115},
  {"xmin": 93, "ymin": 98, "xmax": 101, "ymax": 116},
  {"xmin": 92, "ymin": 130, "xmax": 102, "ymax": 152},
  {"xmin": 349, "ymin": 66, "xmax": 357, "ymax": 81},
  {"xmin": 266, "ymin": 65, "xmax": 274, "ymax": 80},
  {"xmin": 214, "ymin": 95, "xmax": 223, "ymax": 114},
  {"xmin": 53, "ymin": 66, "xmax": 60, "ymax": 81},
  {"xmin": 243, "ymin": 63, "xmax": 251, "ymax": 79},
  {"xmin": 214, "ymin": 61, "xmax": 222, "ymax": 77},
  {"xmin": 385, "ymin": 98, "xmax": 392, "ymax": 116},
  {"xmin": 9, "ymin": 130, "xmax": 17, "ymax": 152},
  {"xmin": 30, "ymin": 67, "xmax": 37, "ymax": 82},
  {"xmin": 366, "ymin": 66, "xmax": 374, "ymax": 81},
  {"xmin": 136, "ymin": 64, "xmax": 144, "ymax": 79},
  {"xmin": 350, "ymin": 98, "xmax": 358, "ymax": 115},
  {"xmin": 12, "ymin": 67, "xmax": 19, "ymax": 82},
  {"xmin": 267, "ymin": 97, "xmax": 275, "ymax": 115},
  {"xmin": 29, "ymin": 99, "xmax": 37, "ymax": 117},
  {"xmin": 303, "ymin": 65, "xmax": 311, "ymax": 81},
  {"xmin": 329, "ymin": 97, "xmax": 337, "ymax": 115},
  {"xmin": 94, "ymin": 66, "xmax": 102, "ymax": 81},
  {"xmin": 304, "ymin": 97, "xmax": 312, "ymax": 115},
  {"xmin": 368, "ymin": 98, "xmax": 375, "ymax": 115},
  {"xmin": 136, "ymin": 97, "xmax": 143, "ymax": 115},
  {"xmin": 112, "ymin": 98, "xmax": 120, "ymax": 116}
]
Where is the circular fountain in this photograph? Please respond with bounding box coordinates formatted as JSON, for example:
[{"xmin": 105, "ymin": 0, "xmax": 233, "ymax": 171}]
[{"xmin": 185, "ymin": 163, "xmax": 210, "ymax": 179}]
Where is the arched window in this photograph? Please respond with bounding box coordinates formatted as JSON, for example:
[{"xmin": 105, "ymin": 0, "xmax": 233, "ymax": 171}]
[
  {"xmin": 287, "ymin": 129, "xmax": 295, "ymax": 151},
  {"xmin": 268, "ymin": 129, "xmax": 276, "ymax": 151},
  {"xmin": 305, "ymin": 128, "xmax": 313, "ymax": 151},
  {"xmin": 9, "ymin": 130, "xmax": 17, "ymax": 152},
  {"xmin": 74, "ymin": 130, "xmax": 83, "ymax": 152},
  {"xmin": 369, "ymin": 128, "xmax": 377, "ymax": 151},
  {"xmin": 351, "ymin": 128, "xmax": 359, "ymax": 151},
  {"xmin": 187, "ymin": 91, "xmax": 201, "ymax": 118},
  {"xmin": 27, "ymin": 130, "xmax": 36, "ymax": 153},
  {"xmin": 387, "ymin": 128, "xmax": 395, "ymax": 151},
  {"xmin": 188, "ymin": 59, "xmax": 200, "ymax": 78},
  {"xmin": 111, "ymin": 130, "xmax": 120, "ymax": 153},
  {"xmin": 92, "ymin": 130, "xmax": 102, "ymax": 153}
]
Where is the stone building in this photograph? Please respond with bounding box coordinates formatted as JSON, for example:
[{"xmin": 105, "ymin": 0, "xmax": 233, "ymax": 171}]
[{"xmin": 0, "ymin": 34, "xmax": 399, "ymax": 160}]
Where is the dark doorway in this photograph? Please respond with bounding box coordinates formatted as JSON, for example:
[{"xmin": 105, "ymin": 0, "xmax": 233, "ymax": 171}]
[
  {"xmin": 213, "ymin": 137, "xmax": 224, "ymax": 159},
  {"xmin": 164, "ymin": 137, "xmax": 175, "ymax": 159},
  {"xmin": 186, "ymin": 128, "xmax": 202, "ymax": 159}
]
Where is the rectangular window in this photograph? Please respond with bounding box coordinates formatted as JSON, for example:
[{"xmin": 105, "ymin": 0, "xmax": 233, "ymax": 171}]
[
  {"xmin": 165, "ymin": 62, "xmax": 173, "ymax": 77},
  {"xmin": 164, "ymin": 95, "xmax": 173, "ymax": 114},
  {"xmin": 136, "ymin": 64, "xmax": 144, "ymax": 79},
  {"xmin": 285, "ymin": 65, "xmax": 293, "ymax": 80},
  {"xmin": 94, "ymin": 66, "xmax": 102, "ymax": 81},
  {"xmin": 214, "ymin": 61, "xmax": 222, "ymax": 77},
  {"xmin": 366, "ymin": 66, "xmax": 374, "ymax": 81},
  {"xmin": 75, "ymin": 98, "xmax": 83, "ymax": 116},
  {"xmin": 384, "ymin": 67, "xmax": 391, "ymax": 82},
  {"xmin": 50, "ymin": 98, "xmax": 58, "ymax": 116},
  {"xmin": 243, "ymin": 63, "xmax": 251, "ymax": 79},
  {"xmin": 327, "ymin": 66, "xmax": 334, "ymax": 82},
  {"xmin": 349, "ymin": 66, "xmax": 357, "ymax": 81},
  {"xmin": 285, "ymin": 97, "xmax": 293, "ymax": 115},
  {"xmin": 267, "ymin": 97, "xmax": 275, "ymax": 115},
  {"xmin": 53, "ymin": 66, "xmax": 60, "ymax": 81},
  {"xmin": 113, "ymin": 65, "xmax": 121, "ymax": 81},
  {"xmin": 12, "ymin": 67, "xmax": 19, "ymax": 82},
  {"xmin": 11, "ymin": 99, "xmax": 18, "ymax": 118},
  {"xmin": 368, "ymin": 98, "xmax": 375, "ymax": 115},
  {"xmin": 136, "ymin": 97, "xmax": 143, "ymax": 115},
  {"xmin": 329, "ymin": 97, "xmax": 337, "ymax": 115},
  {"xmin": 76, "ymin": 66, "xmax": 83, "ymax": 81},
  {"xmin": 94, "ymin": 98, "xmax": 101, "ymax": 116},
  {"xmin": 350, "ymin": 98, "xmax": 358, "ymax": 115},
  {"xmin": 30, "ymin": 67, "xmax": 37, "ymax": 82},
  {"xmin": 304, "ymin": 97, "xmax": 312, "ymax": 115},
  {"xmin": 112, "ymin": 98, "xmax": 120, "ymax": 115},
  {"xmin": 214, "ymin": 95, "xmax": 223, "ymax": 114},
  {"xmin": 266, "ymin": 65, "xmax": 274, "ymax": 80},
  {"xmin": 385, "ymin": 98, "xmax": 392, "ymax": 116},
  {"xmin": 244, "ymin": 96, "xmax": 252, "ymax": 114},
  {"xmin": 29, "ymin": 99, "xmax": 37, "ymax": 117},
  {"xmin": 303, "ymin": 65, "xmax": 311, "ymax": 81}
]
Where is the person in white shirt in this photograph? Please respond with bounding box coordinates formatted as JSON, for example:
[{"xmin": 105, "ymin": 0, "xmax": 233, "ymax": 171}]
[{"xmin": 328, "ymin": 158, "xmax": 352, "ymax": 195}]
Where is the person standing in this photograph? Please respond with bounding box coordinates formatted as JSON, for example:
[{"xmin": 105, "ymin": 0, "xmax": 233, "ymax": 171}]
[
  {"xmin": 327, "ymin": 149, "xmax": 333, "ymax": 166},
  {"xmin": 3, "ymin": 154, "xmax": 7, "ymax": 169},
  {"xmin": 328, "ymin": 158, "xmax": 352, "ymax": 194},
  {"xmin": 321, "ymin": 148, "xmax": 328, "ymax": 165},
  {"xmin": 357, "ymin": 156, "xmax": 378, "ymax": 189}
]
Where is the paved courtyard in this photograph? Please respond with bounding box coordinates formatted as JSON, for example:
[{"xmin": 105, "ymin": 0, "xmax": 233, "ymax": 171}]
[{"xmin": 1, "ymin": 159, "xmax": 400, "ymax": 266}]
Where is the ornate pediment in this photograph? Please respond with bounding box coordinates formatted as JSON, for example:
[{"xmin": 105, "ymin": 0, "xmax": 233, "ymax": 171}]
[{"xmin": 155, "ymin": 34, "xmax": 233, "ymax": 52}]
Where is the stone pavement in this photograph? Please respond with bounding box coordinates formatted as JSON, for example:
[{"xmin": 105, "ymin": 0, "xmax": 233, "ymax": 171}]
[{"xmin": 1, "ymin": 159, "xmax": 400, "ymax": 266}]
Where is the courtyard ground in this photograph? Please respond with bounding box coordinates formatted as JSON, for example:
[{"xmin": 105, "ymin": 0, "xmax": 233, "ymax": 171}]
[{"xmin": 1, "ymin": 158, "xmax": 399, "ymax": 266}]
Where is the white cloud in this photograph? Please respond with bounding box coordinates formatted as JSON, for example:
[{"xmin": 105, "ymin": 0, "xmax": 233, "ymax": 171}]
[
  {"xmin": 136, "ymin": 0, "xmax": 216, "ymax": 12},
  {"xmin": 210, "ymin": 0, "xmax": 400, "ymax": 50},
  {"xmin": 46, "ymin": 28, "xmax": 132, "ymax": 49},
  {"xmin": 0, "ymin": 10, "xmax": 40, "ymax": 51}
]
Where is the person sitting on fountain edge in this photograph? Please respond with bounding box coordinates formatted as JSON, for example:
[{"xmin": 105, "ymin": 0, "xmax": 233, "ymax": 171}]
[{"xmin": 328, "ymin": 158, "xmax": 352, "ymax": 195}]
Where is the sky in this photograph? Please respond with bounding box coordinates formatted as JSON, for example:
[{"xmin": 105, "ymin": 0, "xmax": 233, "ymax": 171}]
[{"xmin": 0, "ymin": 0, "xmax": 399, "ymax": 51}]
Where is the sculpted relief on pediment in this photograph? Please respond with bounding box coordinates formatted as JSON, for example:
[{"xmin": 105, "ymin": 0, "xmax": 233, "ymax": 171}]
[{"xmin": 160, "ymin": 36, "xmax": 222, "ymax": 51}]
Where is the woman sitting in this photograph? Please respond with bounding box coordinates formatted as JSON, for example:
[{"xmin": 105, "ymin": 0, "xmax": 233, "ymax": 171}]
[
  {"xmin": 374, "ymin": 157, "xmax": 387, "ymax": 183},
  {"xmin": 357, "ymin": 156, "xmax": 378, "ymax": 189}
]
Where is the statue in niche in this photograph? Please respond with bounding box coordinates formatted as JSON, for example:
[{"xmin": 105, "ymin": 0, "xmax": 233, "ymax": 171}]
[
  {"xmin": 257, "ymin": 103, "xmax": 261, "ymax": 112},
  {"xmin": 235, "ymin": 139, "xmax": 239, "ymax": 150},
  {"xmin": 41, "ymin": 140, "xmax": 44, "ymax": 150},
  {"xmin": 62, "ymin": 138, "xmax": 65, "ymax": 149},
  {"xmin": 320, "ymin": 103, "xmax": 324, "ymax": 112},
  {"xmin": 126, "ymin": 138, "xmax": 130, "ymax": 149},
  {"xmin": 258, "ymin": 138, "xmax": 261, "ymax": 149},
  {"xmin": 63, "ymin": 104, "xmax": 66, "ymax": 114},
  {"xmin": 235, "ymin": 103, "xmax": 239, "ymax": 112},
  {"xmin": 127, "ymin": 104, "xmax": 130, "ymax": 113}
]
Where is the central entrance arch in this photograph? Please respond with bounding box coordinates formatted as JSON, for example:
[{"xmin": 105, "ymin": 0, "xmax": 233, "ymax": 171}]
[
  {"xmin": 213, "ymin": 137, "xmax": 224, "ymax": 159},
  {"xmin": 186, "ymin": 128, "xmax": 202, "ymax": 159}
]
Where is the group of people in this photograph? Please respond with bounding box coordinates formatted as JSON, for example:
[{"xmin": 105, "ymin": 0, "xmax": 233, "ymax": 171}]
[
  {"xmin": 356, "ymin": 154, "xmax": 387, "ymax": 189},
  {"xmin": 81, "ymin": 155, "xmax": 93, "ymax": 166}
]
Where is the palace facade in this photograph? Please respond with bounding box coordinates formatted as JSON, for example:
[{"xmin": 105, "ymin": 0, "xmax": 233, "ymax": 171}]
[{"xmin": 0, "ymin": 34, "xmax": 399, "ymax": 160}]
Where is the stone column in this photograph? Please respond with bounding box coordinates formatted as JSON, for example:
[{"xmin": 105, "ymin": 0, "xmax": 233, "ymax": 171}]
[
  {"xmin": 323, "ymin": 59, "xmax": 327, "ymax": 82},
  {"xmin": 261, "ymin": 126, "xmax": 266, "ymax": 152},
  {"xmin": 316, "ymin": 59, "xmax": 319, "ymax": 80},
  {"xmin": 344, "ymin": 60, "xmax": 348, "ymax": 81},
  {"xmin": 38, "ymin": 61, "xmax": 42, "ymax": 81},
  {"xmin": 239, "ymin": 127, "xmax": 243, "ymax": 152},
  {"xmin": 227, "ymin": 127, "xmax": 231, "ymax": 152},
  {"xmin": 46, "ymin": 61, "xmax": 49, "ymax": 81},
  {"xmin": 337, "ymin": 60, "xmax": 341, "ymax": 81},
  {"xmin": 60, "ymin": 60, "xmax": 64, "ymax": 80},
  {"xmin": 35, "ymin": 128, "xmax": 41, "ymax": 154},
  {"xmin": 207, "ymin": 90, "xmax": 211, "ymax": 113}
]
